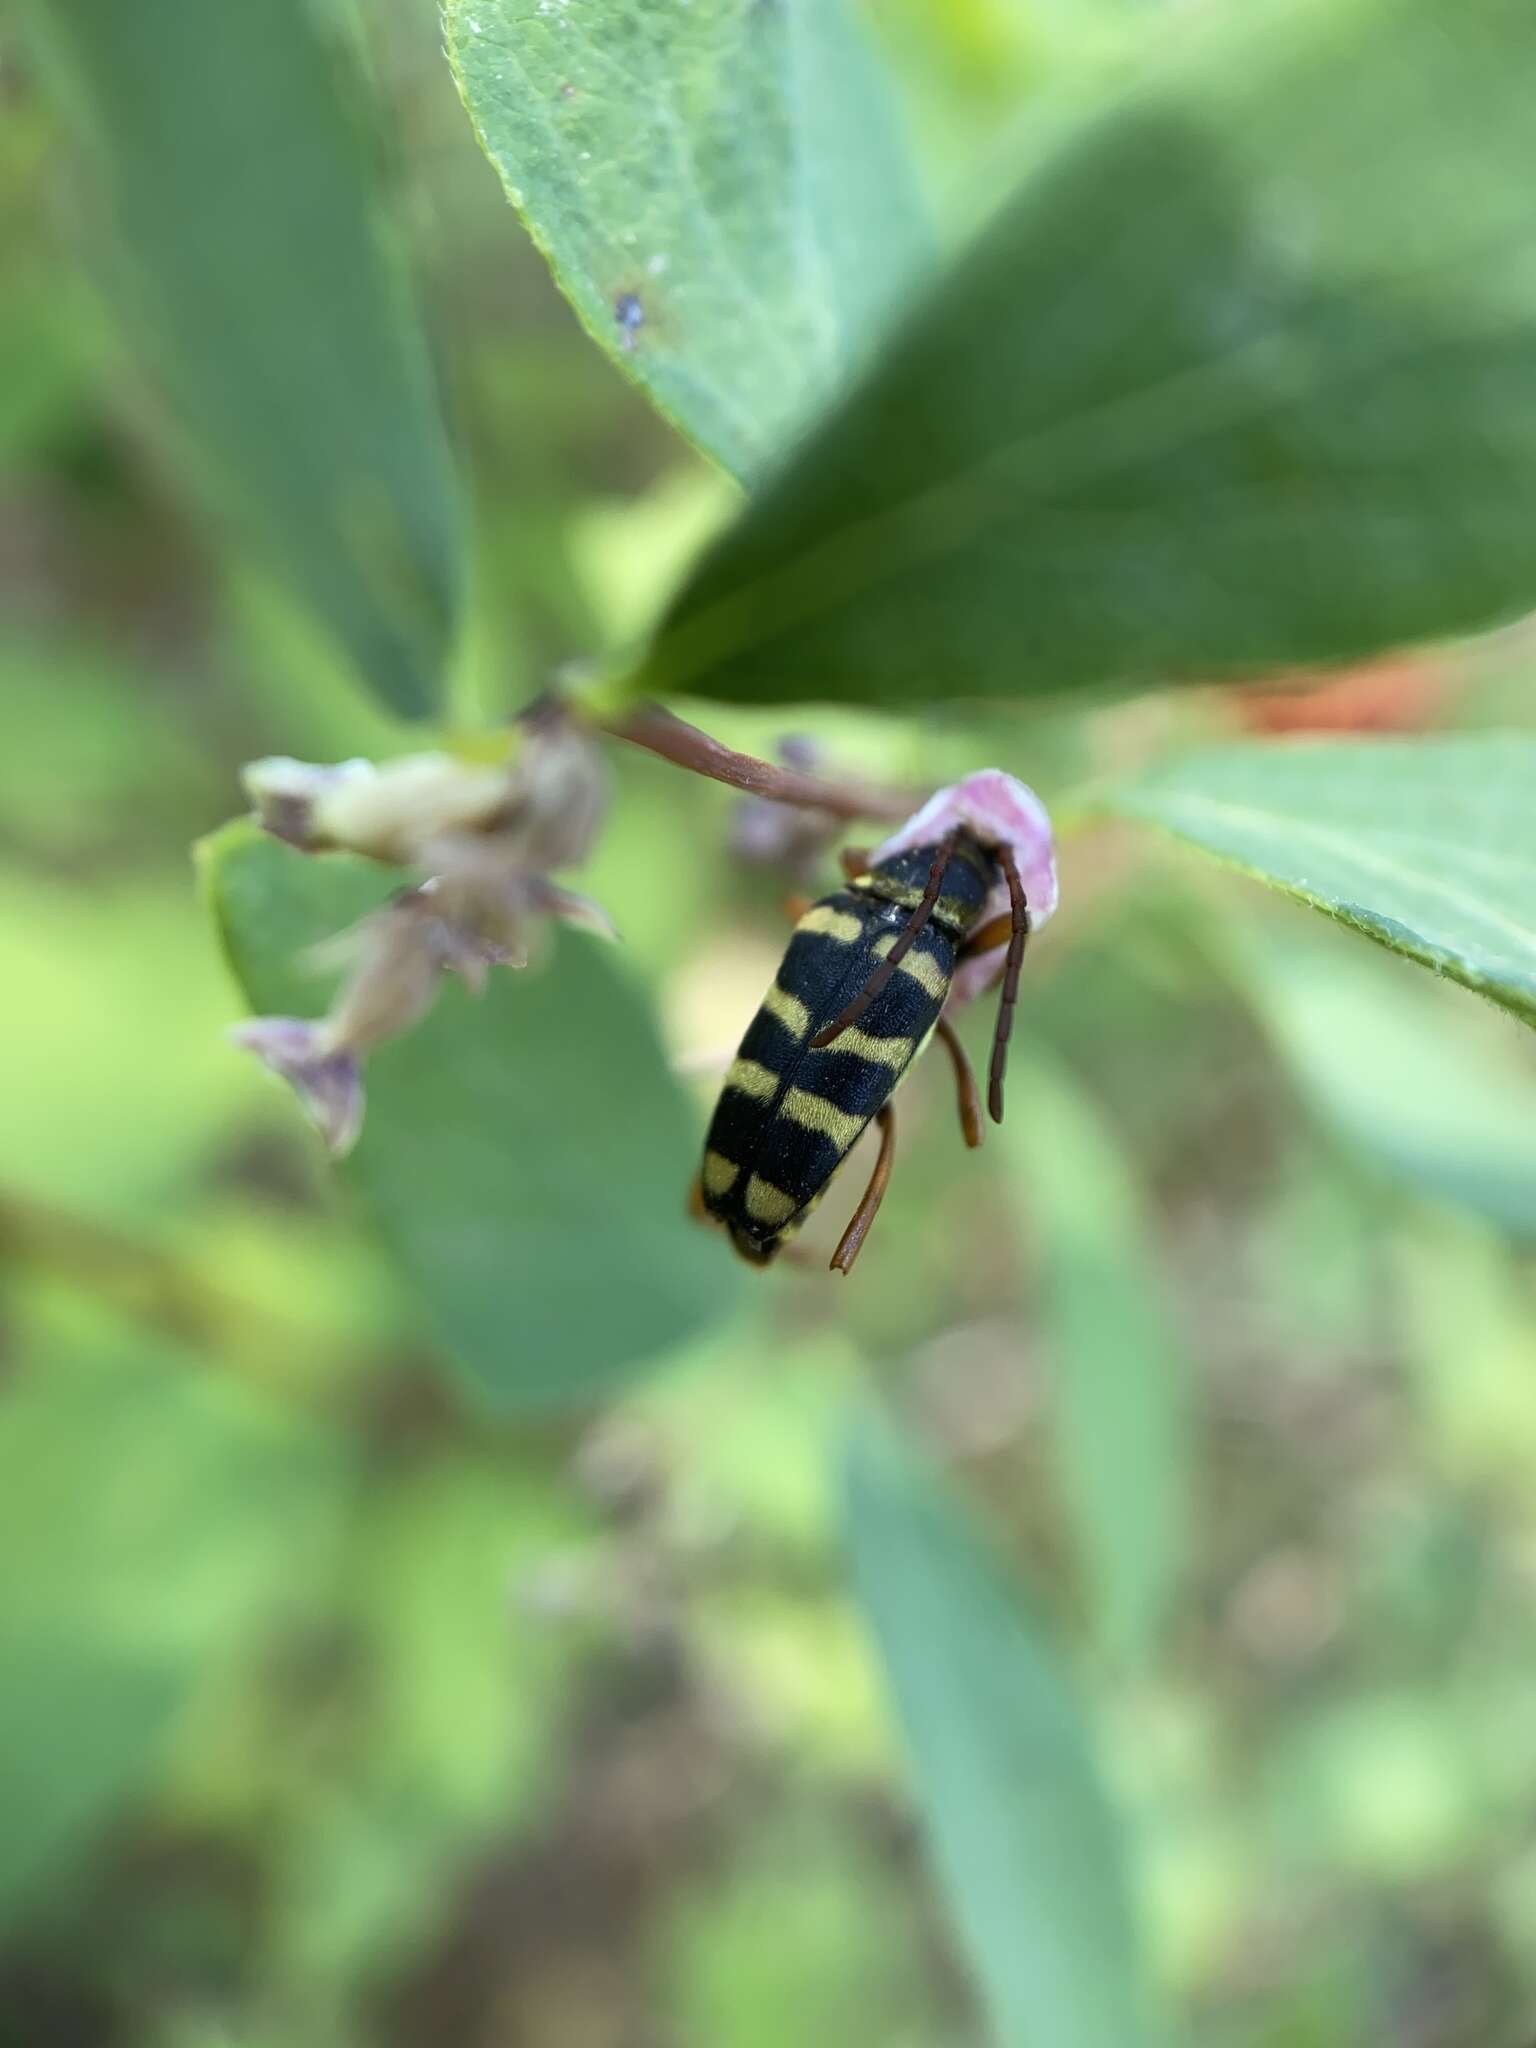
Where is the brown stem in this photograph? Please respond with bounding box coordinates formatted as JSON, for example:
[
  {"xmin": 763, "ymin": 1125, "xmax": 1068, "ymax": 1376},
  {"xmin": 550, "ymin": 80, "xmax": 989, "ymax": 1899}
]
[{"xmin": 604, "ymin": 702, "xmax": 916, "ymax": 823}]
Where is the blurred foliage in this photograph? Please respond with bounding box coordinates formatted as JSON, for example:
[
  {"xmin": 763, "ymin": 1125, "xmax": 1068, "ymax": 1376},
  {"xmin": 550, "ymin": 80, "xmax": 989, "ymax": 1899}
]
[
  {"xmin": 14, "ymin": 0, "xmax": 464, "ymax": 717},
  {"xmin": 5, "ymin": 0, "xmax": 1536, "ymax": 2045}
]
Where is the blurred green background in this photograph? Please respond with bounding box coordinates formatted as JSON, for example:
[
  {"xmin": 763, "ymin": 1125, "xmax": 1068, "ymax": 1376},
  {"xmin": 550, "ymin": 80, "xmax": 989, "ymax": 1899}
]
[{"xmin": 5, "ymin": 3, "xmax": 1536, "ymax": 2045}]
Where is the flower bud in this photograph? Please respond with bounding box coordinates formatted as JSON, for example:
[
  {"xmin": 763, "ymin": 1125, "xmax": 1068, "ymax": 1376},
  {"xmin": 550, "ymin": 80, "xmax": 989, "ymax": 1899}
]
[
  {"xmin": 243, "ymin": 752, "xmax": 514, "ymax": 865},
  {"xmin": 232, "ymin": 706, "xmax": 617, "ymax": 1153}
]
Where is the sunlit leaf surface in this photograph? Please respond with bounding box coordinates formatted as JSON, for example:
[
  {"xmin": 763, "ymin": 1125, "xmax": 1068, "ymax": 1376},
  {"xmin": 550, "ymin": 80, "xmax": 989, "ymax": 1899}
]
[
  {"xmin": 1110, "ymin": 735, "xmax": 1536, "ymax": 1029},
  {"xmin": 445, "ymin": 0, "xmax": 930, "ymax": 480}
]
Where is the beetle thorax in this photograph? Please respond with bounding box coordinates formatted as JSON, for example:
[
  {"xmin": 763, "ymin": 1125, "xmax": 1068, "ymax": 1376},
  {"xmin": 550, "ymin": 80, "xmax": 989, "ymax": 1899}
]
[{"xmin": 859, "ymin": 832, "xmax": 995, "ymax": 939}]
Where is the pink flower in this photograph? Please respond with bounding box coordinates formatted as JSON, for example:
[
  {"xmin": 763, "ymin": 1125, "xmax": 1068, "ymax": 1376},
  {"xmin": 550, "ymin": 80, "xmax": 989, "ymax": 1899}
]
[{"xmin": 872, "ymin": 770, "xmax": 1058, "ymax": 1004}]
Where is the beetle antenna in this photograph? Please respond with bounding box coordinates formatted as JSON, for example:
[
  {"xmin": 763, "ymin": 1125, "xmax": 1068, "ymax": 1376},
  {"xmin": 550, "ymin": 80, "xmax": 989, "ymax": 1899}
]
[
  {"xmin": 812, "ymin": 830, "xmax": 959, "ymax": 1048},
  {"xmin": 986, "ymin": 847, "xmax": 1030, "ymax": 1125}
]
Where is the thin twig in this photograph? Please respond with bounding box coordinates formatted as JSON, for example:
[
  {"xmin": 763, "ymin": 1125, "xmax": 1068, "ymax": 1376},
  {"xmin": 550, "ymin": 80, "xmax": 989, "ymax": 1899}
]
[{"xmin": 604, "ymin": 702, "xmax": 917, "ymax": 823}]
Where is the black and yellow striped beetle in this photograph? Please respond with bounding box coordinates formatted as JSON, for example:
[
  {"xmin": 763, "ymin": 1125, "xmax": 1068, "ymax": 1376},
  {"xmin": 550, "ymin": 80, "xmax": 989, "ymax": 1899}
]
[{"xmin": 694, "ymin": 772, "xmax": 1059, "ymax": 1273}]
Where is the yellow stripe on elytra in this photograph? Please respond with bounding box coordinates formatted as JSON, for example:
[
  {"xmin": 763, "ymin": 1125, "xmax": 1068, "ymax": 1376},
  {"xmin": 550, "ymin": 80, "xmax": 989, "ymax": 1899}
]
[
  {"xmin": 701, "ymin": 1150, "xmax": 739, "ymax": 1196},
  {"xmin": 797, "ymin": 905, "xmax": 863, "ymax": 944},
  {"xmin": 744, "ymin": 1175, "xmax": 798, "ymax": 1227},
  {"xmin": 762, "ymin": 982, "xmax": 811, "ymax": 1038},
  {"xmin": 820, "ymin": 1026, "xmax": 913, "ymax": 1070},
  {"xmin": 781, "ymin": 1087, "xmax": 865, "ymax": 1153},
  {"xmin": 726, "ymin": 1057, "xmax": 779, "ymax": 1104},
  {"xmin": 870, "ymin": 931, "xmax": 949, "ymax": 1001},
  {"xmin": 898, "ymin": 949, "xmax": 949, "ymax": 999}
]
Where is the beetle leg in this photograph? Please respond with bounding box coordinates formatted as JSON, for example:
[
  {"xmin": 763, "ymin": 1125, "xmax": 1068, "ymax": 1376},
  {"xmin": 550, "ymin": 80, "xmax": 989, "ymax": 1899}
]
[
  {"xmin": 686, "ymin": 1174, "xmax": 709, "ymax": 1223},
  {"xmin": 986, "ymin": 849, "xmax": 1030, "ymax": 1125},
  {"xmin": 813, "ymin": 830, "xmax": 959, "ymax": 1048},
  {"xmin": 838, "ymin": 845, "xmax": 872, "ymax": 883},
  {"xmin": 935, "ymin": 1015, "xmax": 984, "ymax": 1149},
  {"xmin": 783, "ymin": 892, "xmax": 815, "ymax": 921},
  {"xmin": 830, "ymin": 1103, "xmax": 897, "ymax": 1275},
  {"xmin": 960, "ymin": 910, "xmax": 1013, "ymax": 958}
]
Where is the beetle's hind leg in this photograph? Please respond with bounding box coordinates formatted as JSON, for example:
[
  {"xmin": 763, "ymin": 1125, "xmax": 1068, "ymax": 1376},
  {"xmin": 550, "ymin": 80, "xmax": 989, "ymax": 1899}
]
[
  {"xmin": 935, "ymin": 1015, "xmax": 984, "ymax": 1149},
  {"xmin": 838, "ymin": 845, "xmax": 872, "ymax": 883},
  {"xmin": 830, "ymin": 1102, "xmax": 897, "ymax": 1276}
]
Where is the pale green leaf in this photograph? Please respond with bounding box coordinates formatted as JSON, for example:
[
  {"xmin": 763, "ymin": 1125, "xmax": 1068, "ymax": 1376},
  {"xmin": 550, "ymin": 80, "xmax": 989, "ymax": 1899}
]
[
  {"xmin": 444, "ymin": 0, "xmax": 930, "ymax": 480},
  {"xmin": 1108, "ymin": 735, "xmax": 1536, "ymax": 1029},
  {"xmin": 1225, "ymin": 910, "xmax": 1536, "ymax": 1236},
  {"xmin": 638, "ymin": 0, "xmax": 1536, "ymax": 705},
  {"xmin": 1006, "ymin": 1054, "xmax": 1188, "ymax": 1665},
  {"xmin": 201, "ymin": 822, "xmax": 735, "ymax": 1409},
  {"xmin": 843, "ymin": 1408, "xmax": 1156, "ymax": 2048},
  {"xmin": 21, "ymin": 0, "xmax": 463, "ymax": 716}
]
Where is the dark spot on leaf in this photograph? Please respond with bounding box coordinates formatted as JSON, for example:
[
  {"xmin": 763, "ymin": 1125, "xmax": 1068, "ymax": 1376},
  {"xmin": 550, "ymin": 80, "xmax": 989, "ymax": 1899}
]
[
  {"xmin": 559, "ymin": 80, "xmax": 575, "ymax": 99},
  {"xmin": 613, "ymin": 291, "xmax": 645, "ymax": 352}
]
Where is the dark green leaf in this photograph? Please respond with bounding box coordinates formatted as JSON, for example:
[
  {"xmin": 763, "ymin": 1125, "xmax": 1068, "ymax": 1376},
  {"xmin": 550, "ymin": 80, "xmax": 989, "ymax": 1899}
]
[
  {"xmin": 444, "ymin": 0, "xmax": 930, "ymax": 481},
  {"xmin": 1108, "ymin": 735, "xmax": 1536, "ymax": 1029},
  {"xmin": 1006, "ymin": 1055, "xmax": 1188, "ymax": 1665},
  {"xmin": 21, "ymin": 0, "xmax": 463, "ymax": 716},
  {"xmin": 638, "ymin": 0, "xmax": 1536, "ymax": 705},
  {"xmin": 201, "ymin": 822, "xmax": 735, "ymax": 1409},
  {"xmin": 843, "ymin": 1408, "xmax": 1156, "ymax": 2048}
]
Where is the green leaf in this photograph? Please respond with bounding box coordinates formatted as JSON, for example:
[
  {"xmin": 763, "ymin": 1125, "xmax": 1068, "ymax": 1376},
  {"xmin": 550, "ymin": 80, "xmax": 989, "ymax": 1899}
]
[
  {"xmin": 1006, "ymin": 1054, "xmax": 1188, "ymax": 1665},
  {"xmin": 20, "ymin": 0, "xmax": 463, "ymax": 717},
  {"xmin": 444, "ymin": 0, "xmax": 930, "ymax": 481},
  {"xmin": 0, "ymin": 1319, "xmax": 348, "ymax": 1916},
  {"xmin": 1224, "ymin": 911, "xmax": 1536, "ymax": 1238},
  {"xmin": 201, "ymin": 822, "xmax": 735, "ymax": 1409},
  {"xmin": 638, "ymin": 0, "xmax": 1536, "ymax": 705},
  {"xmin": 1107, "ymin": 735, "xmax": 1536, "ymax": 1029},
  {"xmin": 842, "ymin": 1408, "xmax": 1156, "ymax": 2048}
]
